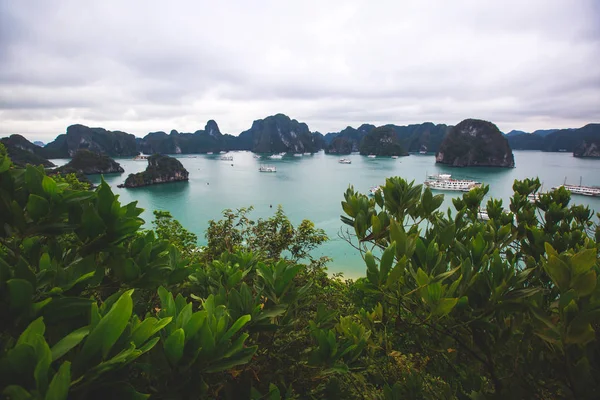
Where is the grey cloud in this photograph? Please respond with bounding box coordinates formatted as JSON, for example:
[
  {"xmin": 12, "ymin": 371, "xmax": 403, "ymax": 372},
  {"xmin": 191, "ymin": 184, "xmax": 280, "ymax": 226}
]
[{"xmin": 1, "ymin": 0, "xmax": 599, "ymax": 142}]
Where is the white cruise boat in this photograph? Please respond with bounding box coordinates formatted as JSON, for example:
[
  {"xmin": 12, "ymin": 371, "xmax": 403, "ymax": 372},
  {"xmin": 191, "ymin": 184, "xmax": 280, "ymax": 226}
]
[
  {"xmin": 477, "ymin": 209, "xmax": 490, "ymax": 221},
  {"xmin": 269, "ymin": 154, "xmax": 283, "ymax": 159},
  {"xmin": 133, "ymin": 154, "xmax": 149, "ymax": 161},
  {"xmin": 553, "ymin": 184, "xmax": 600, "ymax": 197},
  {"xmin": 293, "ymin": 153, "xmax": 303, "ymax": 157},
  {"xmin": 259, "ymin": 165, "xmax": 276, "ymax": 172},
  {"xmin": 219, "ymin": 151, "xmax": 227, "ymax": 154},
  {"xmin": 339, "ymin": 158, "xmax": 351, "ymax": 164},
  {"xmin": 391, "ymin": 155, "xmax": 399, "ymax": 159},
  {"xmin": 303, "ymin": 152, "xmax": 311, "ymax": 155},
  {"xmin": 552, "ymin": 177, "xmax": 600, "ymax": 197},
  {"xmin": 207, "ymin": 152, "xmax": 213, "ymax": 155},
  {"xmin": 367, "ymin": 154, "xmax": 376, "ymax": 158},
  {"xmin": 424, "ymin": 174, "xmax": 482, "ymax": 192},
  {"xmin": 220, "ymin": 155, "xmax": 233, "ymax": 161}
]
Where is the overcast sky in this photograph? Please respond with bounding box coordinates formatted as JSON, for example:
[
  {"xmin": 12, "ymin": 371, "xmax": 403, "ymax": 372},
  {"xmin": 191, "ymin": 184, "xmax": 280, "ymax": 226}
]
[{"xmin": 1, "ymin": 0, "xmax": 599, "ymax": 142}]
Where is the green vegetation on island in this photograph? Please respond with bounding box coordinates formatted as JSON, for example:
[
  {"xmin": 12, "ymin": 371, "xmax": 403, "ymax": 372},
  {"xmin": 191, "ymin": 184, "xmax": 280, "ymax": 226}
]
[
  {"xmin": 436, "ymin": 119, "xmax": 515, "ymax": 167},
  {"xmin": 121, "ymin": 154, "xmax": 189, "ymax": 188},
  {"xmin": 57, "ymin": 149, "xmax": 124, "ymax": 175},
  {"xmin": 359, "ymin": 126, "xmax": 408, "ymax": 156},
  {"xmin": 1, "ymin": 134, "xmax": 600, "ymax": 399}
]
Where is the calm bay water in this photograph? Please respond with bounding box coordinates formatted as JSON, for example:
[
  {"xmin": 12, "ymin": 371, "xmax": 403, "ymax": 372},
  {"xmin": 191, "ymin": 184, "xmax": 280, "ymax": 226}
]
[{"xmin": 53, "ymin": 151, "xmax": 600, "ymax": 279}]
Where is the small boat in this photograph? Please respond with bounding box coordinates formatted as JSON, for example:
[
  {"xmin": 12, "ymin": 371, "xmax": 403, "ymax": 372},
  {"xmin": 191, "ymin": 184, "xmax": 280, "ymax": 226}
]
[
  {"xmin": 253, "ymin": 154, "xmax": 261, "ymax": 159},
  {"xmin": 259, "ymin": 165, "xmax": 276, "ymax": 172},
  {"xmin": 269, "ymin": 154, "xmax": 283, "ymax": 160},
  {"xmin": 303, "ymin": 152, "xmax": 311, "ymax": 155},
  {"xmin": 133, "ymin": 154, "xmax": 149, "ymax": 161},
  {"xmin": 477, "ymin": 209, "xmax": 490, "ymax": 221},
  {"xmin": 391, "ymin": 155, "xmax": 399, "ymax": 159},
  {"xmin": 207, "ymin": 152, "xmax": 213, "ymax": 155},
  {"xmin": 424, "ymin": 174, "xmax": 482, "ymax": 192},
  {"xmin": 294, "ymin": 153, "xmax": 303, "ymax": 157},
  {"xmin": 419, "ymin": 150, "xmax": 427, "ymax": 155},
  {"xmin": 552, "ymin": 177, "xmax": 600, "ymax": 197},
  {"xmin": 219, "ymin": 151, "xmax": 227, "ymax": 154},
  {"xmin": 220, "ymin": 155, "xmax": 233, "ymax": 161},
  {"xmin": 368, "ymin": 186, "xmax": 382, "ymax": 196},
  {"xmin": 367, "ymin": 154, "xmax": 376, "ymax": 158},
  {"xmin": 339, "ymin": 158, "xmax": 351, "ymax": 164}
]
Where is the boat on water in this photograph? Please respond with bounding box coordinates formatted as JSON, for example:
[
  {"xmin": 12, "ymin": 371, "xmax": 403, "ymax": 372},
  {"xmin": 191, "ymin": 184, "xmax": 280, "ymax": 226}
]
[
  {"xmin": 367, "ymin": 154, "xmax": 376, "ymax": 158},
  {"xmin": 259, "ymin": 165, "xmax": 276, "ymax": 173},
  {"xmin": 424, "ymin": 174, "xmax": 482, "ymax": 192},
  {"xmin": 339, "ymin": 158, "xmax": 351, "ymax": 164},
  {"xmin": 219, "ymin": 151, "xmax": 227, "ymax": 154},
  {"xmin": 220, "ymin": 155, "xmax": 233, "ymax": 161},
  {"xmin": 207, "ymin": 152, "xmax": 213, "ymax": 155},
  {"xmin": 133, "ymin": 154, "xmax": 149, "ymax": 161},
  {"xmin": 269, "ymin": 154, "xmax": 284, "ymax": 159},
  {"xmin": 419, "ymin": 150, "xmax": 427, "ymax": 154},
  {"xmin": 391, "ymin": 155, "xmax": 399, "ymax": 159},
  {"xmin": 294, "ymin": 153, "xmax": 303, "ymax": 157},
  {"xmin": 552, "ymin": 178, "xmax": 600, "ymax": 197},
  {"xmin": 303, "ymin": 152, "xmax": 311, "ymax": 155},
  {"xmin": 477, "ymin": 209, "xmax": 490, "ymax": 221},
  {"xmin": 253, "ymin": 154, "xmax": 261, "ymax": 159},
  {"xmin": 368, "ymin": 186, "xmax": 382, "ymax": 196}
]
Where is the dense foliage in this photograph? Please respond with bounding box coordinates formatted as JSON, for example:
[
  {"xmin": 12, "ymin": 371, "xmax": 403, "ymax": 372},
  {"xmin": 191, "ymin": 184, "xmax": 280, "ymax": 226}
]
[
  {"xmin": 1, "ymin": 142, "xmax": 599, "ymax": 399},
  {"xmin": 122, "ymin": 154, "xmax": 189, "ymax": 188}
]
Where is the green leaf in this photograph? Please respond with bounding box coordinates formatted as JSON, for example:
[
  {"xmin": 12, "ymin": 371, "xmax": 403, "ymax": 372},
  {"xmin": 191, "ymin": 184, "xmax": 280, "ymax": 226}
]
[
  {"xmin": 379, "ymin": 242, "xmax": 396, "ymax": 284},
  {"xmin": 79, "ymin": 289, "xmax": 134, "ymax": 365},
  {"xmin": 131, "ymin": 317, "xmax": 172, "ymax": 347},
  {"xmin": 45, "ymin": 361, "xmax": 70, "ymax": 400},
  {"xmin": 32, "ymin": 334, "xmax": 52, "ymax": 393},
  {"xmin": 41, "ymin": 176, "xmax": 58, "ymax": 197},
  {"xmin": 8, "ymin": 279, "xmax": 34, "ymax": 312},
  {"xmin": 26, "ymin": 194, "xmax": 50, "ymax": 222},
  {"xmin": 183, "ymin": 312, "xmax": 207, "ymax": 340},
  {"xmin": 433, "ymin": 298, "xmax": 458, "ymax": 317},
  {"xmin": 570, "ymin": 248, "xmax": 597, "ymax": 276},
  {"xmin": 39, "ymin": 253, "xmax": 51, "ymax": 271},
  {"xmin": 164, "ymin": 328, "xmax": 185, "ymax": 365},
  {"xmin": 219, "ymin": 315, "xmax": 251, "ymax": 345},
  {"xmin": 18, "ymin": 317, "xmax": 45, "ymax": 346},
  {"xmin": 544, "ymin": 255, "xmax": 570, "ymax": 291},
  {"xmin": 205, "ymin": 346, "xmax": 257, "ymax": 373},
  {"xmin": 570, "ymin": 270, "xmax": 597, "ymax": 297},
  {"xmin": 2, "ymin": 385, "xmax": 32, "ymax": 399},
  {"xmin": 365, "ymin": 252, "xmax": 378, "ymax": 286},
  {"xmin": 51, "ymin": 326, "xmax": 90, "ymax": 361}
]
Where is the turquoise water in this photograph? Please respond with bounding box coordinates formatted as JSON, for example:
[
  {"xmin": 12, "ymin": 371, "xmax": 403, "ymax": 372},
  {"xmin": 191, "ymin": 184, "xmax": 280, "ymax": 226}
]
[{"xmin": 53, "ymin": 151, "xmax": 600, "ymax": 279}]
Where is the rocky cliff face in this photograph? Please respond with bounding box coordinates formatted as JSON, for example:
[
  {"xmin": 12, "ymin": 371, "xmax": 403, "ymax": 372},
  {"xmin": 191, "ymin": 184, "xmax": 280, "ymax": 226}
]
[
  {"xmin": 138, "ymin": 120, "xmax": 228, "ymax": 154},
  {"xmin": 120, "ymin": 154, "xmax": 189, "ymax": 188},
  {"xmin": 44, "ymin": 125, "xmax": 138, "ymax": 158},
  {"xmin": 359, "ymin": 126, "xmax": 407, "ymax": 156},
  {"xmin": 58, "ymin": 149, "xmax": 124, "ymax": 175},
  {"xmin": 238, "ymin": 114, "xmax": 320, "ymax": 153},
  {"xmin": 436, "ymin": 119, "xmax": 515, "ymax": 167},
  {"xmin": 574, "ymin": 141, "xmax": 600, "ymax": 158},
  {"xmin": 325, "ymin": 124, "xmax": 374, "ymax": 154},
  {"xmin": 0, "ymin": 134, "xmax": 55, "ymax": 167}
]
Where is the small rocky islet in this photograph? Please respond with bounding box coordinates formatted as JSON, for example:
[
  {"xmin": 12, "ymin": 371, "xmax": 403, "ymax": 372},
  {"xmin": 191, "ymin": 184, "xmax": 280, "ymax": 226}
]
[{"xmin": 118, "ymin": 154, "xmax": 189, "ymax": 188}]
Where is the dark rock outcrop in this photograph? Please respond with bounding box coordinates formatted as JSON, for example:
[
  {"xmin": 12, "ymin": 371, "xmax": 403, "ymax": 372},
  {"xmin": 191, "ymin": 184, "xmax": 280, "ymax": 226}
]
[
  {"xmin": 325, "ymin": 124, "xmax": 374, "ymax": 154},
  {"xmin": 119, "ymin": 154, "xmax": 188, "ymax": 188},
  {"xmin": 359, "ymin": 126, "xmax": 408, "ymax": 156},
  {"xmin": 574, "ymin": 140, "xmax": 600, "ymax": 158},
  {"xmin": 506, "ymin": 133, "xmax": 545, "ymax": 150},
  {"xmin": 387, "ymin": 122, "xmax": 450, "ymax": 153},
  {"xmin": 0, "ymin": 134, "xmax": 55, "ymax": 167},
  {"xmin": 57, "ymin": 149, "xmax": 124, "ymax": 175},
  {"xmin": 44, "ymin": 124, "xmax": 138, "ymax": 158},
  {"xmin": 542, "ymin": 124, "xmax": 599, "ymax": 152},
  {"xmin": 238, "ymin": 114, "xmax": 320, "ymax": 153},
  {"xmin": 138, "ymin": 120, "xmax": 230, "ymax": 154},
  {"xmin": 436, "ymin": 119, "xmax": 515, "ymax": 167}
]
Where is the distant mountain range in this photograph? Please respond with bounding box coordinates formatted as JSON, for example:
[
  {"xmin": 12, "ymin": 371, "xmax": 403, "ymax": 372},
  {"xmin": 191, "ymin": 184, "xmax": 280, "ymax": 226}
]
[{"xmin": 1, "ymin": 115, "xmax": 599, "ymax": 166}]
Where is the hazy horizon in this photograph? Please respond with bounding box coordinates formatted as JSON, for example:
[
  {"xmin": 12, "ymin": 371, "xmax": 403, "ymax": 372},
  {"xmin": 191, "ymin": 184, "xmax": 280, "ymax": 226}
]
[{"xmin": 2, "ymin": 0, "xmax": 599, "ymax": 142}]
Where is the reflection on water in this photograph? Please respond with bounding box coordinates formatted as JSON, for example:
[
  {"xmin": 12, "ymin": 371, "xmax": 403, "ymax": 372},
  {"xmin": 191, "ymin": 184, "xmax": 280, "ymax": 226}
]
[{"xmin": 64, "ymin": 150, "xmax": 600, "ymax": 279}]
